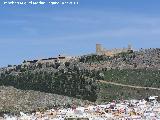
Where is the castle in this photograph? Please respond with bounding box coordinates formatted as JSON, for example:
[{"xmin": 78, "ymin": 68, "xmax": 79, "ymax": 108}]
[
  {"xmin": 22, "ymin": 55, "xmax": 77, "ymax": 68},
  {"xmin": 96, "ymin": 44, "xmax": 132, "ymax": 56},
  {"xmin": 22, "ymin": 44, "xmax": 132, "ymax": 67}
]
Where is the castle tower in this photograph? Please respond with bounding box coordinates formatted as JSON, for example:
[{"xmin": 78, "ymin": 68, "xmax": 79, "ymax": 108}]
[
  {"xmin": 128, "ymin": 44, "xmax": 132, "ymax": 50},
  {"xmin": 96, "ymin": 44, "xmax": 102, "ymax": 55}
]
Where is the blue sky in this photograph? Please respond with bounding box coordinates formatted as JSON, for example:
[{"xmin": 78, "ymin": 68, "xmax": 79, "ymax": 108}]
[{"xmin": 0, "ymin": 0, "xmax": 160, "ymax": 67}]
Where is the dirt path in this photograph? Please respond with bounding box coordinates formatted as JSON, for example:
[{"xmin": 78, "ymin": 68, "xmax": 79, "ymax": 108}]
[{"xmin": 99, "ymin": 80, "xmax": 160, "ymax": 91}]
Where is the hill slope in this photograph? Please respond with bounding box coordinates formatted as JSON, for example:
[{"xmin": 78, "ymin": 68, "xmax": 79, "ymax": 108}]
[{"xmin": 0, "ymin": 48, "xmax": 160, "ymax": 112}]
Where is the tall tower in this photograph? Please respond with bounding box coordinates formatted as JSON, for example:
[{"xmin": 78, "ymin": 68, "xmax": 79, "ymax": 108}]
[
  {"xmin": 96, "ymin": 44, "xmax": 102, "ymax": 55},
  {"xmin": 128, "ymin": 44, "xmax": 132, "ymax": 50}
]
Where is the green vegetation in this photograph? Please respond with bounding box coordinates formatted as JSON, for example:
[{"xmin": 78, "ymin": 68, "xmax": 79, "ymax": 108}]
[
  {"xmin": 79, "ymin": 54, "xmax": 110, "ymax": 63},
  {"xmin": 2, "ymin": 67, "xmax": 160, "ymax": 103},
  {"xmin": 103, "ymin": 69, "xmax": 160, "ymax": 88},
  {"xmin": 0, "ymin": 67, "xmax": 101, "ymax": 102},
  {"xmin": 97, "ymin": 82, "xmax": 160, "ymax": 103},
  {"xmin": 79, "ymin": 51, "xmax": 133, "ymax": 63},
  {"xmin": 0, "ymin": 48, "xmax": 160, "ymax": 104}
]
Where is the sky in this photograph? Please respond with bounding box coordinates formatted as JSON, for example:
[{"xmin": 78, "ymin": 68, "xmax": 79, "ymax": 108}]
[{"xmin": 0, "ymin": 0, "xmax": 160, "ymax": 67}]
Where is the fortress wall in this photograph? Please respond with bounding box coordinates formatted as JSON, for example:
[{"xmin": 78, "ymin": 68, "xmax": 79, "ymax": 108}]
[{"xmin": 96, "ymin": 44, "xmax": 131, "ymax": 56}]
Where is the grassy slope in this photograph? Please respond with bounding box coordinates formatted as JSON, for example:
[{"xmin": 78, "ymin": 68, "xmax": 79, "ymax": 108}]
[
  {"xmin": 103, "ymin": 69, "xmax": 160, "ymax": 88},
  {"xmin": 97, "ymin": 83, "xmax": 160, "ymax": 103}
]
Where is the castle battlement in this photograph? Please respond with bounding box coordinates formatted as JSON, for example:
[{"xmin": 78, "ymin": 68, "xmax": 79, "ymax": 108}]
[{"xmin": 96, "ymin": 44, "xmax": 132, "ymax": 56}]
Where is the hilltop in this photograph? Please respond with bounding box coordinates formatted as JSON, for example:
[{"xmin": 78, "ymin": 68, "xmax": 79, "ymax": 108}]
[{"xmin": 0, "ymin": 47, "xmax": 160, "ymax": 113}]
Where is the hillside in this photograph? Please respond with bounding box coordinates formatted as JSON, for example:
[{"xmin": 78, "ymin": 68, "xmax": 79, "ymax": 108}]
[
  {"xmin": 0, "ymin": 48, "xmax": 160, "ymax": 113},
  {"xmin": 80, "ymin": 48, "xmax": 160, "ymax": 70},
  {"xmin": 0, "ymin": 86, "xmax": 91, "ymax": 115}
]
